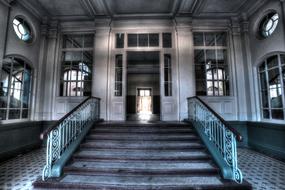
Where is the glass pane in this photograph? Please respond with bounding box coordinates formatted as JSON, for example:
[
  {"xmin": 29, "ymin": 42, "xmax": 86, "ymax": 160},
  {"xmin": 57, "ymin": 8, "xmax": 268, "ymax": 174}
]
[
  {"xmin": 115, "ymin": 83, "xmax": 122, "ymax": 96},
  {"xmin": 62, "ymin": 35, "xmax": 73, "ymax": 48},
  {"xmin": 164, "ymin": 82, "xmax": 172, "ymax": 96},
  {"xmin": 9, "ymin": 89, "xmax": 22, "ymax": 108},
  {"xmin": 261, "ymin": 90, "xmax": 269, "ymax": 108},
  {"xmin": 138, "ymin": 34, "xmax": 148, "ymax": 47},
  {"xmin": 205, "ymin": 50, "xmax": 216, "ymax": 65},
  {"xmin": 11, "ymin": 59, "xmax": 24, "ymax": 90},
  {"xmin": 259, "ymin": 72, "xmax": 267, "ymax": 90},
  {"xmin": 1, "ymin": 60, "xmax": 11, "ymax": 88},
  {"xmin": 83, "ymin": 81, "xmax": 92, "ymax": 96},
  {"xmin": 270, "ymin": 88, "xmax": 282, "ymax": 108},
  {"xmin": 84, "ymin": 34, "xmax": 94, "ymax": 48},
  {"xmin": 281, "ymin": 55, "xmax": 285, "ymax": 65},
  {"xmin": 268, "ymin": 68, "xmax": 281, "ymax": 88},
  {"xmin": 259, "ymin": 62, "xmax": 266, "ymax": 71},
  {"xmin": 71, "ymin": 35, "xmax": 83, "ymax": 48},
  {"xmin": 207, "ymin": 81, "xmax": 214, "ymax": 96},
  {"xmin": 194, "ymin": 50, "xmax": 205, "ymax": 65},
  {"xmin": 116, "ymin": 33, "xmax": 124, "ymax": 48},
  {"xmin": 0, "ymin": 87, "xmax": 8, "ymax": 108},
  {"xmin": 163, "ymin": 33, "xmax": 172, "ymax": 48},
  {"xmin": 193, "ymin": 33, "xmax": 204, "ymax": 46},
  {"xmin": 149, "ymin": 33, "xmax": 159, "ymax": 47},
  {"xmin": 70, "ymin": 82, "xmax": 77, "ymax": 96},
  {"xmin": 267, "ymin": 55, "xmax": 278, "ymax": 69},
  {"xmin": 216, "ymin": 32, "xmax": 227, "ymax": 46},
  {"xmin": 216, "ymin": 50, "xmax": 226, "ymax": 65},
  {"xmin": 22, "ymin": 109, "xmax": 28, "ymax": 119},
  {"xmin": 8, "ymin": 109, "xmax": 20, "ymax": 119},
  {"xmin": 128, "ymin": 34, "xmax": 137, "ymax": 47},
  {"xmin": 195, "ymin": 65, "xmax": 205, "ymax": 80},
  {"xmin": 205, "ymin": 33, "xmax": 215, "ymax": 46},
  {"xmin": 263, "ymin": 109, "xmax": 270, "ymax": 119},
  {"xmin": 196, "ymin": 80, "xmax": 206, "ymax": 96},
  {"xmin": 0, "ymin": 109, "xmax": 7, "ymax": 120},
  {"xmin": 272, "ymin": 109, "xmax": 284, "ymax": 120},
  {"xmin": 218, "ymin": 81, "xmax": 224, "ymax": 96}
]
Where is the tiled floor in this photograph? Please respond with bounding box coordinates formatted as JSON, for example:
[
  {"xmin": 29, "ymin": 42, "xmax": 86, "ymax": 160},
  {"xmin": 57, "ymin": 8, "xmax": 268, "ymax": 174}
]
[{"xmin": 0, "ymin": 148, "xmax": 284, "ymax": 190}]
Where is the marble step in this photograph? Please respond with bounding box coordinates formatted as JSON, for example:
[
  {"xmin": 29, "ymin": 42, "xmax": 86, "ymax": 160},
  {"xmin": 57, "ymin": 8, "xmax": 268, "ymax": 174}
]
[
  {"xmin": 85, "ymin": 133, "xmax": 199, "ymax": 141},
  {"xmin": 73, "ymin": 149, "xmax": 211, "ymax": 161},
  {"xmin": 91, "ymin": 127, "xmax": 194, "ymax": 134},
  {"xmin": 33, "ymin": 174, "xmax": 252, "ymax": 190},
  {"xmin": 80, "ymin": 140, "xmax": 204, "ymax": 150},
  {"xmin": 64, "ymin": 160, "xmax": 219, "ymax": 175}
]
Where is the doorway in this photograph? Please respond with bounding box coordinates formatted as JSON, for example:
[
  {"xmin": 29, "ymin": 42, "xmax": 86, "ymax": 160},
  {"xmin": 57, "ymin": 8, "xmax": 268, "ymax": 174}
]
[{"xmin": 126, "ymin": 51, "xmax": 160, "ymax": 121}]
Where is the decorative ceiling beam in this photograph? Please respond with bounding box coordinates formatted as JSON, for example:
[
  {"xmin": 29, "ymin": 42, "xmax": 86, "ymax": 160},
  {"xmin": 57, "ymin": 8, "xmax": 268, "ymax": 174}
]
[
  {"xmin": 80, "ymin": 0, "xmax": 97, "ymax": 17},
  {"xmin": 16, "ymin": 0, "xmax": 49, "ymax": 21},
  {"xmin": 192, "ymin": 0, "xmax": 206, "ymax": 15},
  {"xmin": 0, "ymin": 0, "xmax": 13, "ymax": 7},
  {"xmin": 171, "ymin": 0, "xmax": 183, "ymax": 17}
]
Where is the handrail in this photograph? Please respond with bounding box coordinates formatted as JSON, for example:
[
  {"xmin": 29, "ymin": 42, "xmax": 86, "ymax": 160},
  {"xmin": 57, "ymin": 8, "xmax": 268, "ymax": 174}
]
[
  {"xmin": 187, "ymin": 96, "xmax": 243, "ymax": 184},
  {"xmin": 41, "ymin": 97, "xmax": 100, "ymax": 181},
  {"xmin": 40, "ymin": 96, "xmax": 100, "ymax": 140},
  {"xmin": 188, "ymin": 96, "xmax": 242, "ymax": 142}
]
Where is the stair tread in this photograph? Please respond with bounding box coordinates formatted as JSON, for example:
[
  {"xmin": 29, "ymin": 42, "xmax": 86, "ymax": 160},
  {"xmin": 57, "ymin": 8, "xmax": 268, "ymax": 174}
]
[
  {"xmin": 60, "ymin": 174, "xmax": 224, "ymax": 186},
  {"xmin": 86, "ymin": 134, "xmax": 198, "ymax": 140},
  {"xmin": 67, "ymin": 161, "xmax": 216, "ymax": 170}
]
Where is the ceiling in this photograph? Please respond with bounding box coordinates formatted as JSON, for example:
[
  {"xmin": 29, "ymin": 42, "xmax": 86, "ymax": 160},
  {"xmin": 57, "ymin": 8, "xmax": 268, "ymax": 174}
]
[{"xmin": 16, "ymin": 0, "xmax": 268, "ymax": 21}]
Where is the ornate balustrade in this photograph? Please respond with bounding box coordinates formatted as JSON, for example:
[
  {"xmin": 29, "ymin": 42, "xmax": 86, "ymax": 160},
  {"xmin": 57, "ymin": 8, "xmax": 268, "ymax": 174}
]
[
  {"xmin": 41, "ymin": 97, "xmax": 100, "ymax": 181},
  {"xmin": 187, "ymin": 96, "xmax": 243, "ymax": 183}
]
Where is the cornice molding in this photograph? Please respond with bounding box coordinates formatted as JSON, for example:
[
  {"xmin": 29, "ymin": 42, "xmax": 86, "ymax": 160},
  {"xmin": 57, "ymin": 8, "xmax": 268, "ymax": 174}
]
[
  {"xmin": 0, "ymin": 0, "xmax": 13, "ymax": 7},
  {"xmin": 16, "ymin": 0, "xmax": 49, "ymax": 21}
]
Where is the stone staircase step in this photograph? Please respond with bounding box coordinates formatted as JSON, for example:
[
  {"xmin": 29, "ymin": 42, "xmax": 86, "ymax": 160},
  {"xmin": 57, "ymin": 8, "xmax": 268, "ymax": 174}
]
[
  {"xmin": 91, "ymin": 127, "xmax": 194, "ymax": 134},
  {"xmin": 64, "ymin": 160, "xmax": 219, "ymax": 175},
  {"xmin": 80, "ymin": 141, "xmax": 204, "ymax": 150},
  {"xmin": 73, "ymin": 149, "xmax": 211, "ymax": 161},
  {"xmin": 86, "ymin": 134, "xmax": 199, "ymax": 141},
  {"xmin": 33, "ymin": 174, "xmax": 251, "ymax": 190}
]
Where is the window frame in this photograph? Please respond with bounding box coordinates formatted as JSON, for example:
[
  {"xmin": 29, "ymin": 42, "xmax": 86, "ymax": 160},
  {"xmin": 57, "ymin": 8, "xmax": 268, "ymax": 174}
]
[
  {"xmin": 0, "ymin": 56, "xmax": 33, "ymax": 121},
  {"xmin": 59, "ymin": 33, "xmax": 94, "ymax": 97},
  {"xmin": 258, "ymin": 53, "xmax": 285, "ymax": 121},
  {"xmin": 193, "ymin": 32, "xmax": 230, "ymax": 97}
]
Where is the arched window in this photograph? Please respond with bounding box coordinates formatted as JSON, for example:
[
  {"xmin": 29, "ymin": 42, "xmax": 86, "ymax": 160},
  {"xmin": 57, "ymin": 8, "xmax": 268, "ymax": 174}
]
[
  {"xmin": 258, "ymin": 54, "xmax": 285, "ymax": 120},
  {"xmin": 12, "ymin": 17, "xmax": 33, "ymax": 43},
  {"xmin": 0, "ymin": 57, "xmax": 32, "ymax": 120}
]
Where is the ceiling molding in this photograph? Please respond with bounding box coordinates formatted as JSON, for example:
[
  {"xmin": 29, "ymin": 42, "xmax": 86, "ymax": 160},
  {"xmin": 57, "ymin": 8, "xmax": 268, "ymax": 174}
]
[
  {"xmin": 99, "ymin": 0, "xmax": 112, "ymax": 17},
  {"xmin": 243, "ymin": 0, "xmax": 269, "ymax": 18},
  {"xmin": 171, "ymin": 0, "xmax": 182, "ymax": 16},
  {"xmin": 16, "ymin": 0, "xmax": 49, "ymax": 21},
  {"xmin": 112, "ymin": 13, "xmax": 174, "ymax": 20},
  {"xmin": 80, "ymin": 0, "xmax": 97, "ymax": 17},
  {"xmin": 192, "ymin": 0, "xmax": 205, "ymax": 15},
  {"xmin": 0, "ymin": 0, "xmax": 13, "ymax": 7}
]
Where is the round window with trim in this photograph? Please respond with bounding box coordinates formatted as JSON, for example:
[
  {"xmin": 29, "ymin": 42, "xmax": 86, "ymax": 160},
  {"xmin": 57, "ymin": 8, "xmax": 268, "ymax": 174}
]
[
  {"xmin": 12, "ymin": 17, "xmax": 33, "ymax": 43},
  {"xmin": 258, "ymin": 12, "xmax": 279, "ymax": 39}
]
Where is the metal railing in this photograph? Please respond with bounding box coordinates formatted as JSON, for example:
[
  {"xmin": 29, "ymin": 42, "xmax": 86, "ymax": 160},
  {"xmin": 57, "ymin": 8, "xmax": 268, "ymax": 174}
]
[
  {"xmin": 41, "ymin": 97, "xmax": 100, "ymax": 181},
  {"xmin": 187, "ymin": 96, "xmax": 243, "ymax": 183}
]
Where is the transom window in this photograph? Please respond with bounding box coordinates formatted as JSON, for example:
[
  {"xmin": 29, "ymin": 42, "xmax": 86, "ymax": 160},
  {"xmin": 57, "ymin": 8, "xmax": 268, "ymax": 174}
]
[
  {"xmin": 60, "ymin": 34, "xmax": 94, "ymax": 96},
  {"xmin": 194, "ymin": 32, "xmax": 229, "ymax": 96},
  {"xmin": 259, "ymin": 12, "xmax": 279, "ymax": 38},
  {"xmin": 258, "ymin": 54, "xmax": 285, "ymax": 120},
  {"xmin": 127, "ymin": 33, "xmax": 159, "ymax": 47},
  {"xmin": 13, "ymin": 17, "xmax": 33, "ymax": 43},
  {"xmin": 0, "ymin": 57, "xmax": 32, "ymax": 120}
]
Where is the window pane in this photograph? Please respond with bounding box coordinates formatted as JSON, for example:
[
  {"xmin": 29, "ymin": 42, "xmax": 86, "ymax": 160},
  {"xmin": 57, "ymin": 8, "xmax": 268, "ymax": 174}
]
[
  {"xmin": 261, "ymin": 90, "xmax": 269, "ymax": 108},
  {"xmin": 149, "ymin": 33, "xmax": 159, "ymax": 47},
  {"xmin": 216, "ymin": 50, "xmax": 226, "ymax": 65},
  {"xmin": 196, "ymin": 80, "xmax": 206, "ymax": 96},
  {"xmin": 164, "ymin": 54, "xmax": 172, "ymax": 96},
  {"xmin": 116, "ymin": 33, "xmax": 124, "ymax": 48},
  {"xmin": 272, "ymin": 109, "xmax": 284, "ymax": 120},
  {"xmin": 207, "ymin": 81, "xmax": 214, "ymax": 96},
  {"xmin": 194, "ymin": 50, "xmax": 205, "ymax": 65},
  {"xmin": 259, "ymin": 62, "xmax": 266, "ymax": 71},
  {"xmin": 216, "ymin": 32, "xmax": 227, "ymax": 46},
  {"xmin": 193, "ymin": 33, "xmax": 204, "ymax": 46},
  {"xmin": 8, "ymin": 109, "xmax": 20, "ymax": 119},
  {"xmin": 268, "ymin": 68, "xmax": 281, "ymax": 88},
  {"xmin": 128, "ymin": 34, "xmax": 137, "ymax": 47},
  {"xmin": 195, "ymin": 65, "xmax": 205, "ymax": 80},
  {"xmin": 22, "ymin": 109, "xmax": 28, "ymax": 119},
  {"xmin": 267, "ymin": 55, "xmax": 278, "ymax": 69},
  {"xmin": 205, "ymin": 50, "xmax": 216, "ymax": 65},
  {"xmin": 205, "ymin": 33, "xmax": 215, "ymax": 46},
  {"xmin": 163, "ymin": 33, "xmax": 172, "ymax": 48},
  {"xmin": 281, "ymin": 55, "xmax": 285, "ymax": 65},
  {"xmin": 84, "ymin": 34, "xmax": 94, "ymax": 48},
  {"xmin": 138, "ymin": 34, "xmax": 148, "ymax": 47},
  {"xmin": 1, "ymin": 61, "xmax": 11, "ymax": 88},
  {"xmin": 0, "ymin": 87, "xmax": 8, "ymax": 108},
  {"xmin": 115, "ymin": 55, "xmax": 123, "ymax": 96},
  {"xmin": 270, "ymin": 88, "xmax": 282, "ymax": 108},
  {"xmin": 259, "ymin": 72, "xmax": 267, "ymax": 90},
  {"xmin": 0, "ymin": 109, "xmax": 7, "ymax": 120},
  {"xmin": 9, "ymin": 89, "xmax": 21, "ymax": 108},
  {"xmin": 83, "ymin": 81, "xmax": 91, "ymax": 96},
  {"xmin": 263, "ymin": 109, "xmax": 270, "ymax": 119}
]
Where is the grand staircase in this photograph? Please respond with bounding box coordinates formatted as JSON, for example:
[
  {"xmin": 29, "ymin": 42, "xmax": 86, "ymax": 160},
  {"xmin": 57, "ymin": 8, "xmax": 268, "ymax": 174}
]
[{"xmin": 34, "ymin": 122, "xmax": 251, "ymax": 189}]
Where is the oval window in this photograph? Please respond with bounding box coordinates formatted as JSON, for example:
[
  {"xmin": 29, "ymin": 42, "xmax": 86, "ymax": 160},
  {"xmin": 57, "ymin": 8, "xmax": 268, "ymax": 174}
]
[
  {"xmin": 259, "ymin": 12, "xmax": 279, "ymax": 38},
  {"xmin": 12, "ymin": 17, "xmax": 33, "ymax": 43}
]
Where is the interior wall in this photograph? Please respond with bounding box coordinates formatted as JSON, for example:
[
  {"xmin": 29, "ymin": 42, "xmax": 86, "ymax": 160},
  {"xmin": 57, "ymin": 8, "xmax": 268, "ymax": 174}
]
[{"xmin": 247, "ymin": 0, "xmax": 285, "ymax": 121}]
